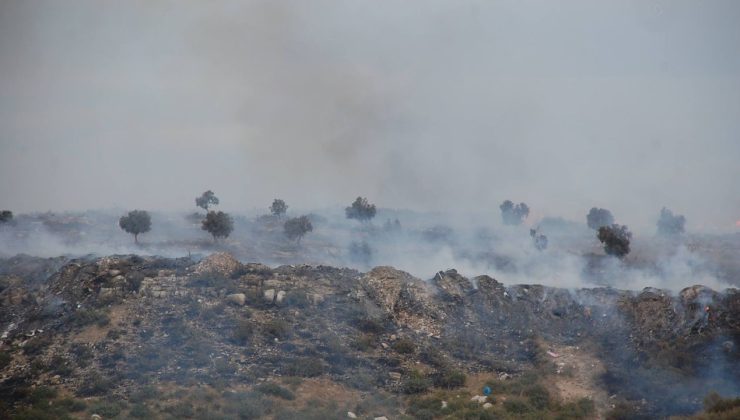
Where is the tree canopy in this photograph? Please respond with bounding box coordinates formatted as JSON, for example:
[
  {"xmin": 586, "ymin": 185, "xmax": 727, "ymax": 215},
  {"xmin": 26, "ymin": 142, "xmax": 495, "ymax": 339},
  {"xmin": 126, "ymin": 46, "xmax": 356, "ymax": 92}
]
[
  {"xmin": 284, "ymin": 215, "xmax": 313, "ymax": 244},
  {"xmin": 119, "ymin": 210, "xmax": 151, "ymax": 243},
  {"xmin": 500, "ymin": 200, "xmax": 530, "ymax": 225},
  {"xmin": 597, "ymin": 224, "xmax": 632, "ymax": 258},
  {"xmin": 657, "ymin": 207, "xmax": 686, "ymax": 235},
  {"xmin": 195, "ymin": 190, "xmax": 219, "ymax": 211},
  {"xmin": 345, "ymin": 197, "xmax": 377, "ymax": 222},
  {"xmin": 0, "ymin": 210, "xmax": 12, "ymax": 224},
  {"xmin": 270, "ymin": 199, "xmax": 288, "ymax": 218},
  {"xmin": 202, "ymin": 210, "xmax": 233, "ymax": 241},
  {"xmin": 586, "ymin": 207, "xmax": 615, "ymax": 230}
]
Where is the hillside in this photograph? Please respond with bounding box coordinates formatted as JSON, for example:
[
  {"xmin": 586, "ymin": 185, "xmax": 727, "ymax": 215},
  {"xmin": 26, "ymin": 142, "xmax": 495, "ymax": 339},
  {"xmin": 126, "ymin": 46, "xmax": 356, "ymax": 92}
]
[{"xmin": 0, "ymin": 253, "xmax": 738, "ymax": 419}]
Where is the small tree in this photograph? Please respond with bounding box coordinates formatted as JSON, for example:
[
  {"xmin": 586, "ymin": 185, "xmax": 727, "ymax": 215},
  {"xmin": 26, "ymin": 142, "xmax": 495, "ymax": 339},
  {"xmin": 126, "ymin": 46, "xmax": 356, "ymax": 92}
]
[
  {"xmin": 195, "ymin": 190, "xmax": 219, "ymax": 212},
  {"xmin": 597, "ymin": 224, "xmax": 632, "ymax": 258},
  {"xmin": 530, "ymin": 229, "xmax": 548, "ymax": 251},
  {"xmin": 587, "ymin": 207, "xmax": 615, "ymax": 230},
  {"xmin": 500, "ymin": 200, "xmax": 530, "ymax": 225},
  {"xmin": 345, "ymin": 197, "xmax": 377, "ymax": 223},
  {"xmin": 202, "ymin": 211, "xmax": 233, "ymax": 242},
  {"xmin": 0, "ymin": 210, "xmax": 12, "ymax": 224},
  {"xmin": 270, "ymin": 199, "xmax": 288, "ymax": 218},
  {"xmin": 284, "ymin": 215, "xmax": 313, "ymax": 244},
  {"xmin": 119, "ymin": 210, "xmax": 151, "ymax": 244},
  {"xmin": 657, "ymin": 207, "xmax": 685, "ymax": 235}
]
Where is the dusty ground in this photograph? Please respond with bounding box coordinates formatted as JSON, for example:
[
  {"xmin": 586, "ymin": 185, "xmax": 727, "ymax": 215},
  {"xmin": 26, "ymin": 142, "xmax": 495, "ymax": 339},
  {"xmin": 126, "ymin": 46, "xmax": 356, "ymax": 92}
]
[{"xmin": 548, "ymin": 343, "xmax": 609, "ymax": 419}]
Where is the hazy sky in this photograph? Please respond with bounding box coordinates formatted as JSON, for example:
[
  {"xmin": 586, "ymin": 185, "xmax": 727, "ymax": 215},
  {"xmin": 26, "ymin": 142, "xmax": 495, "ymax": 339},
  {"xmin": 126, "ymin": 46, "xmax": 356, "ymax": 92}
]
[{"xmin": 1, "ymin": 0, "xmax": 739, "ymax": 231}]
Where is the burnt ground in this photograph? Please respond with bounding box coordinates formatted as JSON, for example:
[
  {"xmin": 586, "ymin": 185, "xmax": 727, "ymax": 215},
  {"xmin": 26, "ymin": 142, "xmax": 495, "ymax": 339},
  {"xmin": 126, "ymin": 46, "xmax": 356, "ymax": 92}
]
[{"xmin": 0, "ymin": 253, "xmax": 739, "ymax": 419}]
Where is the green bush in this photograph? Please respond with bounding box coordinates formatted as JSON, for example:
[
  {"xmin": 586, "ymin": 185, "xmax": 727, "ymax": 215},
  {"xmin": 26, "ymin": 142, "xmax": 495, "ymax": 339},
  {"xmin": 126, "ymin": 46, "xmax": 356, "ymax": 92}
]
[
  {"xmin": 524, "ymin": 384, "xmax": 551, "ymax": 409},
  {"xmin": 255, "ymin": 383, "xmax": 296, "ymax": 400},
  {"xmin": 433, "ymin": 369, "xmax": 466, "ymax": 389},
  {"xmin": 503, "ymin": 397, "xmax": 532, "ymax": 414},
  {"xmin": 402, "ymin": 370, "xmax": 431, "ymax": 394},
  {"xmin": 129, "ymin": 403, "xmax": 152, "ymax": 418}
]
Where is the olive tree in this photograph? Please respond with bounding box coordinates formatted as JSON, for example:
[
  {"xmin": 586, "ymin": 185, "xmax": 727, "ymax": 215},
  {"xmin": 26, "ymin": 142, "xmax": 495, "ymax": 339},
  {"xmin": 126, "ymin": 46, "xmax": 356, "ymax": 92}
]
[
  {"xmin": 587, "ymin": 207, "xmax": 615, "ymax": 230},
  {"xmin": 597, "ymin": 224, "xmax": 632, "ymax": 258},
  {"xmin": 119, "ymin": 210, "xmax": 151, "ymax": 244},
  {"xmin": 0, "ymin": 210, "xmax": 12, "ymax": 224},
  {"xmin": 270, "ymin": 199, "xmax": 288, "ymax": 218},
  {"xmin": 345, "ymin": 197, "xmax": 376, "ymax": 223},
  {"xmin": 657, "ymin": 207, "xmax": 685, "ymax": 236},
  {"xmin": 202, "ymin": 210, "xmax": 233, "ymax": 242},
  {"xmin": 500, "ymin": 200, "xmax": 530, "ymax": 225},
  {"xmin": 195, "ymin": 190, "xmax": 219, "ymax": 212},
  {"xmin": 284, "ymin": 215, "xmax": 313, "ymax": 244}
]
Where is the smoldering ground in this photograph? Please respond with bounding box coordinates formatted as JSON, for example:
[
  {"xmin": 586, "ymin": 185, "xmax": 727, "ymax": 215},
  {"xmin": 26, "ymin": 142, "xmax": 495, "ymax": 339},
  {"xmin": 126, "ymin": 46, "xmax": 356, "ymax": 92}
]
[{"xmin": 0, "ymin": 205, "xmax": 736, "ymax": 292}]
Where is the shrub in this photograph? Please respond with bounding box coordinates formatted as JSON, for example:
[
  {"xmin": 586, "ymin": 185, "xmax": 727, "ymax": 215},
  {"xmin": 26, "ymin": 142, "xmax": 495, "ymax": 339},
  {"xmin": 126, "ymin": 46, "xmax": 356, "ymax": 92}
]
[
  {"xmin": 402, "ymin": 370, "xmax": 431, "ymax": 394},
  {"xmin": 232, "ymin": 320, "xmax": 254, "ymax": 345},
  {"xmin": 255, "ymin": 383, "xmax": 296, "ymax": 400},
  {"xmin": 503, "ymin": 397, "xmax": 532, "ymax": 414},
  {"xmin": 524, "ymin": 384, "xmax": 551, "ymax": 409},
  {"xmin": 284, "ymin": 357, "xmax": 324, "ymax": 377},
  {"xmin": 392, "ymin": 338, "xmax": 416, "ymax": 354},
  {"xmin": 88, "ymin": 399, "xmax": 125, "ymax": 417},
  {"xmin": 0, "ymin": 351, "xmax": 11, "ymax": 369},
  {"xmin": 129, "ymin": 403, "xmax": 152, "ymax": 418},
  {"xmin": 78, "ymin": 373, "xmax": 114, "ymax": 396},
  {"xmin": 345, "ymin": 197, "xmax": 377, "ymax": 223},
  {"xmin": 353, "ymin": 317, "xmax": 386, "ymax": 334},
  {"xmin": 263, "ymin": 319, "xmax": 290, "ymax": 340},
  {"xmin": 352, "ymin": 334, "xmax": 377, "ymax": 352},
  {"xmin": 432, "ymin": 369, "xmax": 466, "ymax": 389}
]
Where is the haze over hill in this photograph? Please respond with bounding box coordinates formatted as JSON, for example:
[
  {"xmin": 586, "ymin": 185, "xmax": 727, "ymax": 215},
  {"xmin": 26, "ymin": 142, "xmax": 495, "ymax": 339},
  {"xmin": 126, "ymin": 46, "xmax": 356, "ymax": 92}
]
[{"xmin": 2, "ymin": 0, "xmax": 740, "ymax": 232}]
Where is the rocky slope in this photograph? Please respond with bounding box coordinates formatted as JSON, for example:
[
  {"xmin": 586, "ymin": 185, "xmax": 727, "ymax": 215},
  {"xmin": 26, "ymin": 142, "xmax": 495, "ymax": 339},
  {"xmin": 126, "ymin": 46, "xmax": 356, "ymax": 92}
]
[{"xmin": 0, "ymin": 253, "xmax": 738, "ymax": 419}]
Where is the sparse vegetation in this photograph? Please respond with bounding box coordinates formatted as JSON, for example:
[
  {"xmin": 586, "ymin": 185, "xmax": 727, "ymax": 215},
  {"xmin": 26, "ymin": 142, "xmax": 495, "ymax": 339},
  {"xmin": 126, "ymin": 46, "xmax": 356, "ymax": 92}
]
[{"xmin": 118, "ymin": 210, "xmax": 151, "ymax": 243}]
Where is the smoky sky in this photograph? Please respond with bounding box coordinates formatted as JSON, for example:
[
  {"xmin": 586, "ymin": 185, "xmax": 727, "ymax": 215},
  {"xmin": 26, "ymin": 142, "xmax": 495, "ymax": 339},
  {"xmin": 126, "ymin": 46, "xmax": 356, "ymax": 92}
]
[{"xmin": 1, "ymin": 0, "xmax": 739, "ymax": 231}]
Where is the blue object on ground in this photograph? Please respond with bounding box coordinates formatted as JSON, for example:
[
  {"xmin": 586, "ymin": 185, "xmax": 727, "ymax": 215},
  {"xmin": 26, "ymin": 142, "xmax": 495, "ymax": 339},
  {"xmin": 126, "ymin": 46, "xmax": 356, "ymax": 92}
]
[{"xmin": 483, "ymin": 386, "xmax": 492, "ymax": 396}]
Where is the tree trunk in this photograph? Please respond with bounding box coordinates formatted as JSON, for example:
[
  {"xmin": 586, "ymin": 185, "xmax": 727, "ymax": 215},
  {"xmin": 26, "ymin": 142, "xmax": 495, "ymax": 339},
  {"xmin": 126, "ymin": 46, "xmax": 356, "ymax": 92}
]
[{"xmin": 134, "ymin": 234, "xmax": 138, "ymax": 244}]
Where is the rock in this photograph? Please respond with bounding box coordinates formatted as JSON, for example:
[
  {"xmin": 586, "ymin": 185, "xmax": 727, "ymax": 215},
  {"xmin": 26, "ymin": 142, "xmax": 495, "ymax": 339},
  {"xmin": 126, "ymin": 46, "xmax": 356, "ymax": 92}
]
[
  {"xmin": 388, "ymin": 372, "xmax": 401, "ymax": 380},
  {"xmin": 263, "ymin": 289, "xmax": 276, "ymax": 303},
  {"xmin": 483, "ymin": 402, "xmax": 493, "ymax": 409},
  {"xmin": 374, "ymin": 417, "xmax": 388, "ymax": 420},
  {"xmin": 441, "ymin": 401, "xmax": 448, "ymax": 408},
  {"xmin": 275, "ymin": 290, "xmax": 286, "ymax": 304},
  {"xmin": 108, "ymin": 269, "xmax": 121, "ymax": 277},
  {"xmin": 471, "ymin": 395, "xmax": 487, "ymax": 403},
  {"xmin": 347, "ymin": 412, "xmax": 357, "ymax": 418},
  {"xmin": 226, "ymin": 293, "xmax": 246, "ymax": 306},
  {"xmin": 91, "ymin": 415, "xmax": 102, "ymax": 420}
]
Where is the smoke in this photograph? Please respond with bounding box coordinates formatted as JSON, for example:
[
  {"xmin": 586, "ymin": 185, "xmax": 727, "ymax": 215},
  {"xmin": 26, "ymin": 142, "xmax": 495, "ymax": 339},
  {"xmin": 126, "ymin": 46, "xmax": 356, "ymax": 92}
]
[{"xmin": 1, "ymin": 1, "xmax": 740, "ymax": 232}]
